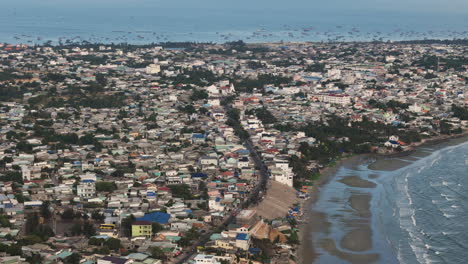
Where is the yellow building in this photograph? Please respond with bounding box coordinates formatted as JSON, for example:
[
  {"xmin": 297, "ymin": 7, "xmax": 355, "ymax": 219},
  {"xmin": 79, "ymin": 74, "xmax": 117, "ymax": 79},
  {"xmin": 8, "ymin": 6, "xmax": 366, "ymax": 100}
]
[
  {"xmin": 131, "ymin": 221, "xmax": 152, "ymax": 238},
  {"xmin": 214, "ymin": 239, "xmax": 234, "ymax": 250},
  {"xmin": 99, "ymin": 224, "xmax": 118, "ymax": 238}
]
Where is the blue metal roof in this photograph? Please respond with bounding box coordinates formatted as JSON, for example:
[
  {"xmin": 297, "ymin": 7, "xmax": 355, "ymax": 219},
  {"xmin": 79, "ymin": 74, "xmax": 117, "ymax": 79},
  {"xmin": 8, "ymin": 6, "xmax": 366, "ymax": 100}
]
[
  {"xmin": 236, "ymin": 233, "xmax": 249, "ymax": 240},
  {"xmin": 136, "ymin": 211, "xmax": 170, "ymax": 224},
  {"xmin": 82, "ymin": 179, "xmax": 95, "ymax": 183},
  {"xmin": 191, "ymin": 172, "xmax": 208, "ymax": 178},
  {"xmin": 249, "ymin": 248, "xmax": 261, "ymax": 254},
  {"xmin": 192, "ymin": 133, "xmax": 205, "ymax": 138}
]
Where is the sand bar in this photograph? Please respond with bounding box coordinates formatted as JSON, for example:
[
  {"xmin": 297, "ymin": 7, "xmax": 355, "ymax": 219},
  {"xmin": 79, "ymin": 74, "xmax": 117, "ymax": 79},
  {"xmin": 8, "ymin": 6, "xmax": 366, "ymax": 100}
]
[{"xmin": 339, "ymin": 176, "xmax": 376, "ymax": 188}]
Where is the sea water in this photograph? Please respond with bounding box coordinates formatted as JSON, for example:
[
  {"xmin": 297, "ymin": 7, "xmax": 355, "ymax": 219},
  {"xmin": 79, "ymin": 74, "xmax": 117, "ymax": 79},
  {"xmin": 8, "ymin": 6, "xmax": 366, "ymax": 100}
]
[
  {"xmin": 377, "ymin": 141, "xmax": 468, "ymax": 264},
  {"xmin": 0, "ymin": 2, "xmax": 467, "ymax": 44},
  {"xmin": 311, "ymin": 140, "xmax": 468, "ymax": 264}
]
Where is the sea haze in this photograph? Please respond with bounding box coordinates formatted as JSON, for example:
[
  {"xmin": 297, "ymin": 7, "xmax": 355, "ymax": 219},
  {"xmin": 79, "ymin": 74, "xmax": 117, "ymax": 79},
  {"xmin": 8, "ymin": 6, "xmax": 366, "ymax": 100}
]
[{"xmin": 1, "ymin": 0, "xmax": 467, "ymax": 44}]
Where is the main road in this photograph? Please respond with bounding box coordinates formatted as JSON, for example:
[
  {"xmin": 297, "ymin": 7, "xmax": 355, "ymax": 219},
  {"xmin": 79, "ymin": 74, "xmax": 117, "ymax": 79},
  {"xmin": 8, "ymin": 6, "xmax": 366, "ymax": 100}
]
[{"xmin": 173, "ymin": 101, "xmax": 270, "ymax": 264}]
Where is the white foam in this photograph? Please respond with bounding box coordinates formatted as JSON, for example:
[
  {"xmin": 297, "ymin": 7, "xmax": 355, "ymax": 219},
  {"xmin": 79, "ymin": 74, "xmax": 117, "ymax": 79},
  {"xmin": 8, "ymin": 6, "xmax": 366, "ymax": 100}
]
[
  {"xmin": 396, "ymin": 172, "xmax": 429, "ymax": 264},
  {"xmin": 387, "ymin": 141, "xmax": 468, "ymax": 263},
  {"xmin": 442, "ymin": 231, "xmax": 455, "ymax": 235},
  {"xmin": 423, "ymin": 252, "xmax": 434, "ymax": 264},
  {"xmin": 441, "ymin": 193, "xmax": 455, "ymax": 201},
  {"xmin": 430, "ymin": 154, "xmax": 442, "ymax": 167},
  {"xmin": 396, "ymin": 141, "xmax": 468, "ymax": 175},
  {"xmin": 443, "ymin": 213, "xmax": 455, "ymax": 218}
]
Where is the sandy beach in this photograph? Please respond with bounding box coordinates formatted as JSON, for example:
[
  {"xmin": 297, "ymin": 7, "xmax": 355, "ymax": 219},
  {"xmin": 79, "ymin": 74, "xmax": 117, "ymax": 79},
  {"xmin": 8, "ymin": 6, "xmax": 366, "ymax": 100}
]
[
  {"xmin": 298, "ymin": 133, "xmax": 468, "ymax": 264},
  {"xmin": 297, "ymin": 154, "xmax": 369, "ymax": 264}
]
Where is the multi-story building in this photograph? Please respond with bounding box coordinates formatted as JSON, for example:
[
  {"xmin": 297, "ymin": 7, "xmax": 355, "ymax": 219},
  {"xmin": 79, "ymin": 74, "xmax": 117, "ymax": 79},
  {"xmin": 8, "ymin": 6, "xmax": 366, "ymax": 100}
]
[
  {"xmin": 131, "ymin": 221, "xmax": 152, "ymax": 238},
  {"xmin": 77, "ymin": 180, "xmax": 95, "ymax": 198}
]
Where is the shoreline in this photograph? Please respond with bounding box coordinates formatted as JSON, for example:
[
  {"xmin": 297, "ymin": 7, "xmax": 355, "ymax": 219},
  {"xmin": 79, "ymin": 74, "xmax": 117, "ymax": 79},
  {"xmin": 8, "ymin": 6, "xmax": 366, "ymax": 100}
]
[
  {"xmin": 297, "ymin": 154, "xmax": 370, "ymax": 264},
  {"xmin": 297, "ymin": 132, "xmax": 468, "ymax": 264},
  {"xmin": 3, "ymin": 38, "xmax": 468, "ymax": 47}
]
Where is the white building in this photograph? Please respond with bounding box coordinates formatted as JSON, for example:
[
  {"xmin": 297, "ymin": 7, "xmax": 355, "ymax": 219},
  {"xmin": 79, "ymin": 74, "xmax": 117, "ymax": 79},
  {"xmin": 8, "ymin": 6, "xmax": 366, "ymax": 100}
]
[
  {"xmin": 272, "ymin": 161, "xmax": 294, "ymax": 187},
  {"xmin": 237, "ymin": 157, "xmax": 249, "ymax": 169},
  {"xmin": 145, "ymin": 64, "xmax": 161, "ymax": 74},
  {"xmin": 323, "ymin": 94, "xmax": 351, "ymax": 105},
  {"xmin": 208, "ymin": 197, "xmax": 225, "ymax": 212},
  {"xmin": 409, "ymin": 103, "xmax": 422, "ymax": 113},
  {"xmin": 21, "ymin": 166, "xmax": 32, "ymax": 181},
  {"xmin": 77, "ymin": 181, "xmax": 96, "ymax": 198},
  {"xmin": 194, "ymin": 254, "xmax": 221, "ymax": 264}
]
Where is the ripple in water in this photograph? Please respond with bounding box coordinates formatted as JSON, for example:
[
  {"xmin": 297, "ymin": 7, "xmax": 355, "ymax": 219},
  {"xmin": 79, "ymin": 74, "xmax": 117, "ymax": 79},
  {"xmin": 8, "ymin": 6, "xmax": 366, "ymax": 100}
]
[{"xmin": 377, "ymin": 141, "xmax": 468, "ymax": 264}]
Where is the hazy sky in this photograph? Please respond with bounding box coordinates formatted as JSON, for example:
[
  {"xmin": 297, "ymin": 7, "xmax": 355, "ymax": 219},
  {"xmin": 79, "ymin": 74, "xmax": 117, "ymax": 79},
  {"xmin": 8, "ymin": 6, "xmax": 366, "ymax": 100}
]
[{"xmin": 3, "ymin": 0, "xmax": 468, "ymax": 15}]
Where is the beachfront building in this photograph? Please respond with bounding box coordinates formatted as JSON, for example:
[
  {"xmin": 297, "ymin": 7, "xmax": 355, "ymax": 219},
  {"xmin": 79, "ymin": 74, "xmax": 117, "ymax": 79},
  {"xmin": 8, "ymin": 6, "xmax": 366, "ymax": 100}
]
[{"xmin": 271, "ymin": 161, "xmax": 294, "ymax": 187}]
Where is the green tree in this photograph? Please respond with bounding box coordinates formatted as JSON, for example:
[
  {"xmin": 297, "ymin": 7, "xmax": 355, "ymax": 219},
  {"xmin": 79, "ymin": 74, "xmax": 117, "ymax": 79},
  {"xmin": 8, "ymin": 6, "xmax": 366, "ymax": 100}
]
[
  {"xmin": 105, "ymin": 237, "xmax": 122, "ymax": 251},
  {"xmin": 70, "ymin": 223, "xmax": 82, "ymax": 236},
  {"xmin": 287, "ymin": 231, "xmax": 300, "ymax": 245},
  {"xmin": 25, "ymin": 213, "xmax": 39, "ymax": 234},
  {"xmin": 82, "ymin": 221, "xmax": 96, "ymax": 237},
  {"xmin": 168, "ymin": 184, "xmax": 193, "ymax": 200},
  {"xmin": 95, "ymin": 181, "xmax": 117, "ymax": 192},
  {"xmin": 190, "ymin": 89, "xmax": 209, "ymax": 101},
  {"xmin": 61, "ymin": 208, "xmax": 76, "ymax": 220},
  {"xmin": 91, "ymin": 210, "xmax": 105, "ymax": 222},
  {"xmin": 149, "ymin": 246, "xmax": 166, "ymax": 260},
  {"xmin": 41, "ymin": 201, "xmax": 51, "ymax": 219},
  {"xmin": 121, "ymin": 215, "xmax": 136, "ymax": 238},
  {"xmin": 0, "ymin": 215, "xmax": 11, "ymax": 228},
  {"xmin": 63, "ymin": 253, "xmax": 81, "ymax": 264},
  {"xmin": 452, "ymin": 104, "xmax": 468, "ymax": 120},
  {"xmin": 152, "ymin": 222, "xmax": 163, "ymax": 234}
]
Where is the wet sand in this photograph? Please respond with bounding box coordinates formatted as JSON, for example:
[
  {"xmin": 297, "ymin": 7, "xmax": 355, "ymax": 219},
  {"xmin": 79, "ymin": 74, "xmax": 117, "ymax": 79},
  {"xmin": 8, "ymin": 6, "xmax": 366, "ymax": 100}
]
[
  {"xmin": 349, "ymin": 193, "xmax": 371, "ymax": 218},
  {"xmin": 299, "ymin": 134, "xmax": 468, "ymax": 264},
  {"xmin": 340, "ymin": 227, "xmax": 373, "ymax": 252},
  {"xmin": 367, "ymin": 158, "xmax": 410, "ymax": 171},
  {"xmin": 297, "ymin": 136, "xmax": 468, "ymax": 264},
  {"xmin": 300, "ymin": 156, "xmax": 386, "ymax": 264},
  {"xmin": 298, "ymin": 155, "xmax": 365, "ymax": 264},
  {"xmin": 319, "ymin": 238, "xmax": 380, "ymax": 264},
  {"xmin": 339, "ymin": 175, "xmax": 376, "ymax": 188}
]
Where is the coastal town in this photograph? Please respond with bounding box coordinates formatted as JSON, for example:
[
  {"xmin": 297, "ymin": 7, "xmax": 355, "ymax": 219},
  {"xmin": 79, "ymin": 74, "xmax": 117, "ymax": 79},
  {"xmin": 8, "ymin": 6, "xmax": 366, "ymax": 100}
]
[{"xmin": 0, "ymin": 40, "xmax": 466, "ymax": 264}]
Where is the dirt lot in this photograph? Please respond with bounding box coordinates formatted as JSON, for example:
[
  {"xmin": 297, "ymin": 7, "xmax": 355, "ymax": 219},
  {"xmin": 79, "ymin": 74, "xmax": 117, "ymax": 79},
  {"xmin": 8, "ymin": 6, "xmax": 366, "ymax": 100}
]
[{"xmin": 253, "ymin": 181, "xmax": 298, "ymax": 219}]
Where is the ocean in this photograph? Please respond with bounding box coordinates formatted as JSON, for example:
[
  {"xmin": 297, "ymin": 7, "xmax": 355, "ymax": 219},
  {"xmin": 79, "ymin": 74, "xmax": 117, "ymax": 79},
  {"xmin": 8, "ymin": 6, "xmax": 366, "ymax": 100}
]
[
  {"xmin": 0, "ymin": 2, "xmax": 467, "ymax": 45},
  {"xmin": 310, "ymin": 139, "xmax": 468, "ymax": 264},
  {"xmin": 380, "ymin": 141, "xmax": 468, "ymax": 264}
]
